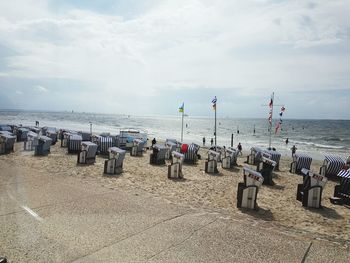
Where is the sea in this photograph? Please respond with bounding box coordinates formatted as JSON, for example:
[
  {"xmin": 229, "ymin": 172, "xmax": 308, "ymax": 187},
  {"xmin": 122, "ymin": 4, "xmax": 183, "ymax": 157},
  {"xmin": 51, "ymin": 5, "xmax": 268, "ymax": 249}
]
[{"xmin": 0, "ymin": 110, "xmax": 349, "ymax": 161}]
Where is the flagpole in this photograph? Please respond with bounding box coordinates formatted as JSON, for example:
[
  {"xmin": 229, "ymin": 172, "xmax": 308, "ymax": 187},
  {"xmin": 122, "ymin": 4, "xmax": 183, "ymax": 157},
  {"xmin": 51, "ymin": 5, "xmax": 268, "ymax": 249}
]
[
  {"xmin": 214, "ymin": 103, "xmax": 217, "ymax": 147},
  {"xmin": 181, "ymin": 109, "xmax": 184, "ymax": 142},
  {"xmin": 269, "ymin": 92, "xmax": 274, "ymax": 149}
]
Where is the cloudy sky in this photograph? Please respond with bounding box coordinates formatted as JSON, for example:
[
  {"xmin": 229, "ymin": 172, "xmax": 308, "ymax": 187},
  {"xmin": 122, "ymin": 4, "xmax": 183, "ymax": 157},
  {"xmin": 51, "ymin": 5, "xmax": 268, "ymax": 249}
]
[{"xmin": 0, "ymin": 0, "xmax": 349, "ymax": 119}]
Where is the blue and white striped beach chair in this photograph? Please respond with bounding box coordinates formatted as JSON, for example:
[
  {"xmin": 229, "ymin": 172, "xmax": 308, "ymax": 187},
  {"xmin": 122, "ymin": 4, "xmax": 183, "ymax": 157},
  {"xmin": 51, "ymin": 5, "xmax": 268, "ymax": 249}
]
[
  {"xmin": 183, "ymin": 143, "xmax": 200, "ymax": 164},
  {"xmin": 330, "ymin": 168, "xmax": 350, "ymax": 205},
  {"xmin": 0, "ymin": 133, "xmax": 16, "ymax": 154},
  {"xmin": 93, "ymin": 135, "xmax": 116, "ymax": 155},
  {"xmin": 68, "ymin": 134, "xmax": 82, "ymax": 154},
  {"xmin": 319, "ymin": 155, "xmax": 345, "ymax": 178},
  {"xmin": 290, "ymin": 153, "xmax": 312, "ymax": 174},
  {"xmin": 264, "ymin": 150, "xmax": 281, "ymax": 171}
]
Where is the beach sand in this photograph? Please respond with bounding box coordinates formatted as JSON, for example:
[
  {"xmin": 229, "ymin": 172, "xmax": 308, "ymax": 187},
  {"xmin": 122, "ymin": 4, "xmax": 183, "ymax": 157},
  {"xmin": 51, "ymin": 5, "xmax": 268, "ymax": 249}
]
[{"xmin": 2, "ymin": 141, "xmax": 350, "ymax": 248}]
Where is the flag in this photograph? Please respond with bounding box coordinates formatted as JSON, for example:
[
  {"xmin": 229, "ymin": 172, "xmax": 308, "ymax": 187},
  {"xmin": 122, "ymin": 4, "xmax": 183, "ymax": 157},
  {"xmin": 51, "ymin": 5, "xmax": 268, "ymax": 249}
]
[
  {"xmin": 275, "ymin": 106, "xmax": 286, "ymax": 134},
  {"xmin": 179, "ymin": 103, "xmax": 184, "ymax": 113},
  {"xmin": 212, "ymin": 96, "xmax": 217, "ymax": 110},
  {"xmin": 269, "ymin": 97, "xmax": 273, "ymax": 108}
]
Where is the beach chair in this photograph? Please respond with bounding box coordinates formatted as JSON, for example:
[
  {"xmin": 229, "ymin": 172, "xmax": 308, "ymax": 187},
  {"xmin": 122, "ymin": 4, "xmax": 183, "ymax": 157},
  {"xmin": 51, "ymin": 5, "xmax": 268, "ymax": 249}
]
[
  {"xmin": 168, "ymin": 151, "xmax": 184, "ymax": 179},
  {"xmin": 319, "ymin": 155, "xmax": 345, "ymax": 178},
  {"xmin": 182, "ymin": 143, "xmax": 200, "ymax": 164},
  {"xmin": 256, "ymin": 156, "xmax": 276, "ymax": 185},
  {"xmin": 237, "ymin": 167, "xmax": 264, "ymax": 210},
  {"xmin": 205, "ymin": 149, "xmax": 220, "ymax": 174},
  {"xmin": 79, "ymin": 131, "xmax": 91, "ymax": 141},
  {"xmin": 246, "ymin": 147, "xmax": 263, "ymax": 165},
  {"xmin": 17, "ymin": 127, "xmax": 29, "ymax": 142},
  {"xmin": 296, "ymin": 168, "xmax": 327, "ymax": 208},
  {"xmin": 290, "ymin": 153, "xmax": 312, "ymax": 175},
  {"xmin": 165, "ymin": 139, "xmax": 178, "ymax": 159},
  {"xmin": 130, "ymin": 138, "xmax": 145, "ymax": 156},
  {"xmin": 346, "ymin": 155, "xmax": 350, "ymax": 166},
  {"xmin": 35, "ymin": 136, "xmax": 52, "ymax": 156},
  {"xmin": 0, "ymin": 124, "xmax": 12, "ymax": 132},
  {"xmin": 264, "ymin": 150, "xmax": 281, "ymax": 171},
  {"xmin": 104, "ymin": 147, "xmax": 126, "ymax": 175},
  {"xmin": 45, "ymin": 127, "xmax": 58, "ymax": 145},
  {"xmin": 222, "ymin": 147, "xmax": 238, "ymax": 169},
  {"xmin": 24, "ymin": 131, "xmax": 38, "ymax": 151},
  {"xmin": 78, "ymin": 141, "xmax": 98, "ymax": 164},
  {"xmin": 150, "ymin": 144, "xmax": 167, "ymax": 165},
  {"xmin": 68, "ymin": 134, "xmax": 82, "ymax": 154},
  {"xmin": 330, "ymin": 168, "xmax": 350, "ymax": 205},
  {"xmin": 0, "ymin": 133, "xmax": 16, "ymax": 154}
]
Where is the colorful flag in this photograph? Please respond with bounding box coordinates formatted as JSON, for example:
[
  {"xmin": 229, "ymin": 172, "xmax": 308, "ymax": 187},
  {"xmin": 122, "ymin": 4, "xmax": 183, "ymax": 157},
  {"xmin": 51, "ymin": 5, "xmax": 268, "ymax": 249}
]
[
  {"xmin": 179, "ymin": 103, "xmax": 184, "ymax": 113},
  {"xmin": 275, "ymin": 106, "xmax": 286, "ymax": 134},
  {"xmin": 269, "ymin": 97, "xmax": 273, "ymax": 108},
  {"xmin": 212, "ymin": 96, "xmax": 217, "ymax": 110}
]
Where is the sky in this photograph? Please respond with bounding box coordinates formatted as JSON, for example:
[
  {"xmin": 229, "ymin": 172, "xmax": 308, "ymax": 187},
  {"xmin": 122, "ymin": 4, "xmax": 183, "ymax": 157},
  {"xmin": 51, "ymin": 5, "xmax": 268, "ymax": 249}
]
[{"xmin": 0, "ymin": 0, "xmax": 349, "ymax": 119}]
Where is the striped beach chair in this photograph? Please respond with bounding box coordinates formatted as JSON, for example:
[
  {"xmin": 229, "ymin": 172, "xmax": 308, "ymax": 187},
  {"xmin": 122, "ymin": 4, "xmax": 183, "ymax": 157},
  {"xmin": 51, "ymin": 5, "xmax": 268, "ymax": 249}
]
[
  {"xmin": 264, "ymin": 150, "xmax": 281, "ymax": 171},
  {"xmin": 319, "ymin": 155, "xmax": 345, "ymax": 178},
  {"xmin": 24, "ymin": 131, "xmax": 38, "ymax": 151},
  {"xmin": 330, "ymin": 168, "xmax": 350, "ymax": 205},
  {"xmin": 68, "ymin": 134, "xmax": 82, "ymax": 154},
  {"xmin": 0, "ymin": 133, "xmax": 16, "ymax": 154},
  {"xmin": 104, "ymin": 147, "xmax": 126, "ymax": 175},
  {"xmin": 79, "ymin": 131, "xmax": 91, "ymax": 141},
  {"xmin": 45, "ymin": 127, "xmax": 58, "ymax": 145},
  {"xmin": 290, "ymin": 153, "xmax": 312, "ymax": 175},
  {"xmin": 165, "ymin": 139, "xmax": 177, "ymax": 159},
  {"xmin": 17, "ymin": 127, "xmax": 29, "ymax": 142},
  {"xmin": 168, "ymin": 151, "xmax": 184, "ymax": 179},
  {"xmin": 35, "ymin": 136, "xmax": 52, "ymax": 156},
  {"xmin": 150, "ymin": 144, "xmax": 167, "ymax": 165},
  {"xmin": 205, "ymin": 149, "xmax": 220, "ymax": 173},
  {"xmin": 182, "ymin": 143, "xmax": 200, "ymax": 164},
  {"xmin": 297, "ymin": 169, "xmax": 327, "ymax": 208},
  {"xmin": 78, "ymin": 141, "xmax": 98, "ymax": 164},
  {"xmin": 93, "ymin": 135, "xmax": 116, "ymax": 155},
  {"xmin": 246, "ymin": 147, "xmax": 263, "ymax": 165},
  {"xmin": 257, "ymin": 156, "xmax": 276, "ymax": 185},
  {"xmin": 222, "ymin": 147, "xmax": 238, "ymax": 169},
  {"xmin": 237, "ymin": 167, "xmax": 264, "ymax": 210}
]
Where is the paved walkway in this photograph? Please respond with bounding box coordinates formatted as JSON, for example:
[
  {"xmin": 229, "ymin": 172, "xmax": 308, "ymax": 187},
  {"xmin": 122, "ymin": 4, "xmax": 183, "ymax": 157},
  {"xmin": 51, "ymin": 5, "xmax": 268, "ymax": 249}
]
[{"xmin": 0, "ymin": 160, "xmax": 348, "ymax": 262}]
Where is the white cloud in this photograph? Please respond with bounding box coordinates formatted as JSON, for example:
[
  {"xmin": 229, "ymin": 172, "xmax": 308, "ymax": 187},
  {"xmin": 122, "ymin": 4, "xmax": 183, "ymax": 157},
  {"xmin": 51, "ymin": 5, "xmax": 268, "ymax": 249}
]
[
  {"xmin": 0, "ymin": 0, "xmax": 349, "ymax": 116},
  {"xmin": 15, "ymin": 90, "xmax": 23, "ymax": 95},
  {"xmin": 35, "ymin": 85, "xmax": 48, "ymax": 92}
]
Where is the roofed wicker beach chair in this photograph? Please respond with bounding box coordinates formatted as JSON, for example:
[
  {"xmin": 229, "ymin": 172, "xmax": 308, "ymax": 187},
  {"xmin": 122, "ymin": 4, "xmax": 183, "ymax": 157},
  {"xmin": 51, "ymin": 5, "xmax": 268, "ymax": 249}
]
[
  {"xmin": 92, "ymin": 135, "xmax": 116, "ymax": 155},
  {"xmin": 0, "ymin": 133, "xmax": 16, "ymax": 155},
  {"xmin": 256, "ymin": 155, "xmax": 276, "ymax": 185},
  {"xmin": 130, "ymin": 138, "xmax": 146, "ymax": 156},
  {"xmin": 168, "ymin": 151, "xmax": 184, "ymax": 179},
  {"xmin": 79, "ymin": 131, "xmax": 91, "ymax": 141},
  {"xmin": 104, "ymin": 147, "xmax": 126, "ymax": 175},
  {"xmin": 264, "ymin": 149, "xmax": 281, "ymax": 170},
  {"xmin": 150, "ymin": 144, "xmax": 167, "ymax": 165},
  {"xmin": 222, "ymin": 147, "xmax": 238, "ymax": 169},
  {"xmin": 68, "ymin": 134, "xmax": 82, "ymax": 154},
  {"xmin": 24, "ymin": 131, "xmax": 38, "ymax": 151},
  {"xmin": 45, "ymin": 127, "xmax": 58, "ymax": 145},
  {"xmin": 165, "ymin": 139, "xmax": 178, "ymax": 160},
  {"xmin": 246, "ymin": 147, "xmax": 263, "ymax": 165},
  {"xmin": 78, "ymin": 141, "xmax": 98, "ymax": 164},
  {"xmin": 35, "ymin": 135, "xmax": 52, "ymax": 156},
  {"xmin": 319, "ymin": 155, "xmax": 345, "ymax": 178},
  {"xmin": 205, "ymin": 149, "xmax": 220, "ymax": 174},
  {"xmin": 181, "ymin": 143, "xmax": 200, "ymax": 164},
  {"xmin": 237, "ymin": 167, "xmax": 264, "ymax": 210},
  {"xmin": 17, "ymin": 127, "xmax": 29, "ymax": 142},
  {"xmin": 296, "ymin": 168, "xmax": 327, "ymax": 208},
  {"xmin": 0, "ymin": 124, "xmax": 12, "ymax": 132},
  {"xmin": 290, "ymin": 153, "xmax": 312, "ymax": 175},
  {"xmin": 330, "ymin": 168, "xmax": 350, "ymax": 205}
]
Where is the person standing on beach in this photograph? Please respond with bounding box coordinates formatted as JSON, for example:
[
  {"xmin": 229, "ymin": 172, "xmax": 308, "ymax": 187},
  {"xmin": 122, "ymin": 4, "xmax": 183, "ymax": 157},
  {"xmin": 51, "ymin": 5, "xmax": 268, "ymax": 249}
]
[
  {"xmin": 285, "ymin": 138, "xmax": 289, "ymax": 145},
  {"xmin": 210, "ymin": 138, "xmax": 213, "ymax": 146},
  {"xmin": 291, "ymin": 145, "xmax": 297, "ymax": 156},
  {"xmin": 152, "ymin": 138, "xmax": 156, "ymax": 149},
  {"xmin": 203, "ymin": 137, "xmax": 206, "ymax": 146},
  {"xmin": 237, "ymin": 142, "xmax": 242, "ymax": 156}
]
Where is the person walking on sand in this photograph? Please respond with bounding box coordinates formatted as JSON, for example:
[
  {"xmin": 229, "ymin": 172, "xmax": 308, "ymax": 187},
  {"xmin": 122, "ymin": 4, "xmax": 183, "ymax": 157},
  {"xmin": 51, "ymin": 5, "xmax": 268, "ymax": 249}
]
[
  {"xmin": 285, "ymin": 138, "xmax": 289, "ymax": 145},
  {"xmin": 291, "ymin": 145, "xmax": 297, "ymax": 156},
  {"xmin": 210, "ymin": 138, "xmax": 213, "ymax": 146},
  {"xmin": 203, "ymin": 137, "xmax": 206, "ymax": 146},
  {"xmin": 237, "ymin": 142, "xmax": 242, "ymax": 156},
  {"xmin": 151, "ymin": 138, "xmax": 156, "ymax": 149}
]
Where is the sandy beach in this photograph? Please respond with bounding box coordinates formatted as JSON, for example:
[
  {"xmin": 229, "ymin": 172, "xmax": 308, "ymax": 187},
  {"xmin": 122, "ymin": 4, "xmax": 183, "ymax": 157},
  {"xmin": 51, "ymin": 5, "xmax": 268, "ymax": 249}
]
[{"xmin": 2, "ymin": 141, "xmax": 349, "ymax": 250}]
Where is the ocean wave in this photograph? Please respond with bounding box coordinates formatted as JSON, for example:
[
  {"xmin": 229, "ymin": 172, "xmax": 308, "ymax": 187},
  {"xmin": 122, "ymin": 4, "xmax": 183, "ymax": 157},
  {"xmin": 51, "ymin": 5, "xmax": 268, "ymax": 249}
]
[
  {"xmin": 293, "ymin": 140, "xmax": 346, "ymax": 150},
  {"xmin": 320, "ymin": 136, "xmax": 342, "ymax": 142}
]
